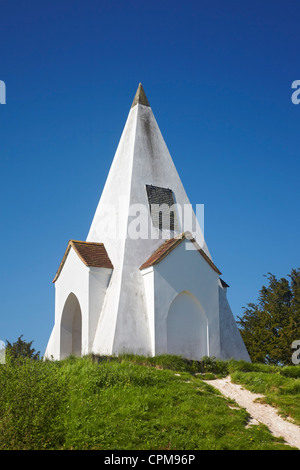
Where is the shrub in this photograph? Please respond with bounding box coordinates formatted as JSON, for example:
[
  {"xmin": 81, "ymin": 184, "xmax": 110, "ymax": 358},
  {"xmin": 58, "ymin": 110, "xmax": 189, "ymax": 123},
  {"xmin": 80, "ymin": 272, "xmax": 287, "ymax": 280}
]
[
  {"xmin": 0, "ymin": 355, "xmax": 66, "ymax": 449},
  {"xmin": 279, "ymin": 365, "xmax": 300, "ymax": 378}
]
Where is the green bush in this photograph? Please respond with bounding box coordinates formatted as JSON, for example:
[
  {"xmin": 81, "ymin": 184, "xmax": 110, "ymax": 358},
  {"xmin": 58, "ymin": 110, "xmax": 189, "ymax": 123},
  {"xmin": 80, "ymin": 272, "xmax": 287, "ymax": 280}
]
[
  {"xmin": 110, "ymin": 353, "xmax": 229, "ymax": 376},
  {"xmin": 0, "ymin": 355, "xmax": 66, "ymax": 449},
  {"xmin": 279, "ymin": 365, "xmax": 300, "ymax": 378},
  {"xmin": 227, "ymin": 359, "xmax": 278, "ymax": 374}
]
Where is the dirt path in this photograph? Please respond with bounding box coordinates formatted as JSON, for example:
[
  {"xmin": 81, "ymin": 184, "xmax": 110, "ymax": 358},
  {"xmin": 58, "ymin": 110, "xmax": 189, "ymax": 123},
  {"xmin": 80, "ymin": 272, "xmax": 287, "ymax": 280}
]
[{"xmin": 205, "ymin": 376, "xmax": 300, "ymax": 450}]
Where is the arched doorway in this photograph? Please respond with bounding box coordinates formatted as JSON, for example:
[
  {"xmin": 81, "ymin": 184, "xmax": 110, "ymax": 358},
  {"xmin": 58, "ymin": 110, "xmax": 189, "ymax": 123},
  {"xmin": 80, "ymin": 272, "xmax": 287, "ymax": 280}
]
[
  {"xmin": 60, "ymin": 293, "xmax": 82, "ymax": 359},
  {"xmin": 167, "ymin": 291, "xmax": 208, "ymax": 360}
]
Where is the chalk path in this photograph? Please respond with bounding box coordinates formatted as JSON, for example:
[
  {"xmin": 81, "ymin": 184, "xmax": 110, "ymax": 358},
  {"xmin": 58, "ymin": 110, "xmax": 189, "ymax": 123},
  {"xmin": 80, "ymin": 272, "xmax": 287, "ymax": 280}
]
[{"xmin": 205, "ymin": 376, "xmax": 300, "ymax": 450}]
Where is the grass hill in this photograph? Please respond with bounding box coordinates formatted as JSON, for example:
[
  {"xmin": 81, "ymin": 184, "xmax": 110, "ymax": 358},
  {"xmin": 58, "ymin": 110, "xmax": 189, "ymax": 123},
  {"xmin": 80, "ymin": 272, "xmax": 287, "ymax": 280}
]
[{"xmin": 0, "ymin": 354, "xmax": 299, "ymax": 450}]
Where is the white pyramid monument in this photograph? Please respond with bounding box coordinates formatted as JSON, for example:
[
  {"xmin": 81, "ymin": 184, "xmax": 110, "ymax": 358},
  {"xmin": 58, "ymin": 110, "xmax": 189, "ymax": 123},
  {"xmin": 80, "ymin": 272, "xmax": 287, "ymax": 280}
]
[{"xmin": 45, "ymin": 84, "xmax": 250, "ymax": 362}]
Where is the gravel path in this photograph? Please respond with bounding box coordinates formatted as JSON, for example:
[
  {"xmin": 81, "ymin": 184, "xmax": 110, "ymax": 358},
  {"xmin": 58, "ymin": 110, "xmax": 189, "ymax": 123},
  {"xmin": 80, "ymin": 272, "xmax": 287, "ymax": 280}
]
[{"xmin": 205, "ymin": 376, "xmax": 300, "ymax": 450}]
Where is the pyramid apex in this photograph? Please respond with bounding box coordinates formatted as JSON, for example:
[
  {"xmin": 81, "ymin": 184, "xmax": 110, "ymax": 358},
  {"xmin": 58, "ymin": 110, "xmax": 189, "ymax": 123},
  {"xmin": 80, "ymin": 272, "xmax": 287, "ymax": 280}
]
[{"xmin": 131, "ymin": 83, "xmax": 150, "ymax": 108}]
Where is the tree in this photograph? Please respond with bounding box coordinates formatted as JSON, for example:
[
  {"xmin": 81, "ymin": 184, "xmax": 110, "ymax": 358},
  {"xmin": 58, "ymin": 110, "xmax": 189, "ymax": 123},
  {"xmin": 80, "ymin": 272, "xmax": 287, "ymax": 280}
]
[
  {"xmin": 237, "ymin": 269, "xmax": 300, "ymax": 365},
  {"xmin": 6, "ymin": 335, "xmax": 40, "ymax": 360}
]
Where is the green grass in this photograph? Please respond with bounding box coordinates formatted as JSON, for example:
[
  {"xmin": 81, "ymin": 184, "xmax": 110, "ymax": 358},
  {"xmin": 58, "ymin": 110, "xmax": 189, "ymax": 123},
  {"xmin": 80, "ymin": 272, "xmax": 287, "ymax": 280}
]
[{"xmin": 0, "ymin": 354, "xmax": 298, "ymax": 450}]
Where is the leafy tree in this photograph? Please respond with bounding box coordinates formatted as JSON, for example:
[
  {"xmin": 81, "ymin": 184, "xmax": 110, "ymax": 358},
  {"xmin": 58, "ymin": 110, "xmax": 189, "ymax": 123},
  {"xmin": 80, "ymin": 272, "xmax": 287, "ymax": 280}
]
[
  {"xmin": 6, "ymin": 335, "xmax": 40, "ymax": 361},
  {"xmin": 237, "ymin": 269, "xmax": 300, "ymax": 365}
]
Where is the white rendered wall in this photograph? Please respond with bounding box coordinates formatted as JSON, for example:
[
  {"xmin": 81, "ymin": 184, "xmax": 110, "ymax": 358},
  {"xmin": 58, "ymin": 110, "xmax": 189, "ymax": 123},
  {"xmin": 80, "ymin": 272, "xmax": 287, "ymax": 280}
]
[
  {"xmin": 140, "ymin": 267, "xmax": 155, "ymax": 356},
  {"xmin": 60, "ymin": 292, "xmax": 82, "ymax": 359},
  {"xmin": 86, "ymin": 102, "xmax": 211, "ymax": 358},
  {"xmin": 142, "ymin": 239, "xmax": 221, "ymax": 360},
  {"xmin": 141, "ymin": 242, "xmax": 250, "ymax": 361},
  {"xmin": 218, "ymin": 285, "xmax": 251, "ymax": 361},
  {"xmin": 44, "ymin": 247, "xmax": 112, "ymax": 359},
  {"xmin": 167, "ymin": 291, "xmax": 208, "ymax": 359},
  {"xmin": 89, "ymin": 267, "xmax": 113, "ymax": 352},
  {"xmin": 45, "ymin": 248, "xmax": 88, "ymax": 360}
]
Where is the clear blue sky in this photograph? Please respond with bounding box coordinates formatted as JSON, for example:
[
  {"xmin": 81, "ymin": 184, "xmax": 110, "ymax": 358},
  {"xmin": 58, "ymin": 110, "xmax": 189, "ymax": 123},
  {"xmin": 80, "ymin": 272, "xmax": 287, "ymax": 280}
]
[{"xmin": 0, "ymin": 0, "xmax": 299, "ymax": 356}]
